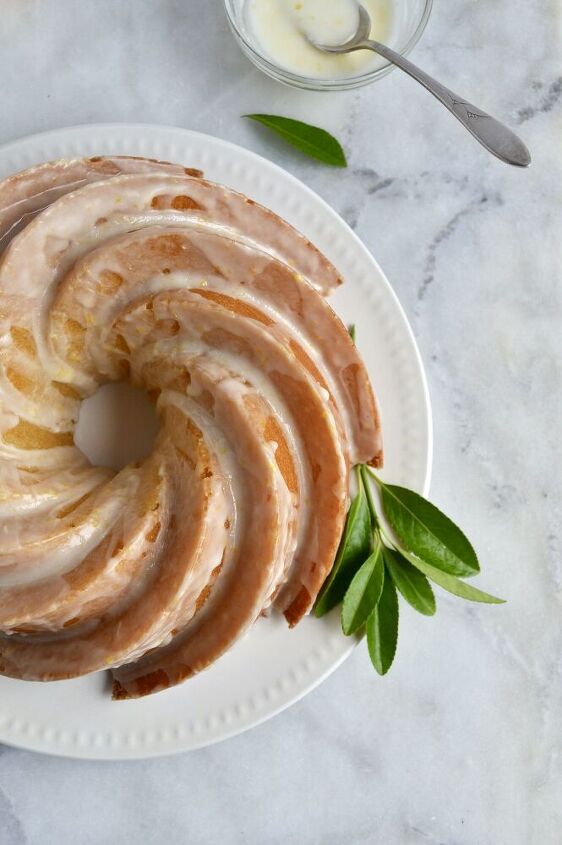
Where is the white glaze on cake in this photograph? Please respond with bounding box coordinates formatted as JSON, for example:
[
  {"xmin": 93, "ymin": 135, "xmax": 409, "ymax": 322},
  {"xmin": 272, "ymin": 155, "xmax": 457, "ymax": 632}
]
[{"xmin": 0, "ymin": 157, "xmax": 382, "ymax": 699}]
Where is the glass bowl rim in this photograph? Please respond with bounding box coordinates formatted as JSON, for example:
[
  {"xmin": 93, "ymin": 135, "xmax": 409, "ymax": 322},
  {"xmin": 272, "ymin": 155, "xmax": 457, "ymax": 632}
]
[{"xmin": 224, "ymin": 0, "xmax": 434, "ymax": 91}]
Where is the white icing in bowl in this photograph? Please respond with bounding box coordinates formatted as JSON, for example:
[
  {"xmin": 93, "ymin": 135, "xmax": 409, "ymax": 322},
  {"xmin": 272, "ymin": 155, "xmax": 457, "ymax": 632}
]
[
  {"xmin": 224, "ymin": 0, "xmax": 433, "ymax": 91},
  {"xmin": 246, "ymin": 0, "xmax": 392, "ymax": 80}
]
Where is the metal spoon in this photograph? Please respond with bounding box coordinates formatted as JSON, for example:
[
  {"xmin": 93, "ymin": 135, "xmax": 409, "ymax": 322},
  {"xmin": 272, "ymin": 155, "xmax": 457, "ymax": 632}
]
[{"xmin": 308, "ymin": 4, "xmax": 531, "ymax": 167}]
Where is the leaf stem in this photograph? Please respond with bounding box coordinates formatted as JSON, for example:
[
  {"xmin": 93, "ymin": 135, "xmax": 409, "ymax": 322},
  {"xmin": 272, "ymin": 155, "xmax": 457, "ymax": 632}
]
[
  {"xmin": 364, "ymin": 465, "xmax": 383, "ymax": 487},
  {"xmin": 359, "ymin": 464, "xmax": 379, "ymax": 529},
  {"xmin": 377, "ymin": 522, "xmax": 397, "ymax": 549}
]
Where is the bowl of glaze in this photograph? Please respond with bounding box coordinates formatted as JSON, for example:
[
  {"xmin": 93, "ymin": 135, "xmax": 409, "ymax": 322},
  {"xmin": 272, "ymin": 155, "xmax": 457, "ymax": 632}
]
[{"xmin": 224, "ymin": 0, "xmax": 433, "ymax": 91}]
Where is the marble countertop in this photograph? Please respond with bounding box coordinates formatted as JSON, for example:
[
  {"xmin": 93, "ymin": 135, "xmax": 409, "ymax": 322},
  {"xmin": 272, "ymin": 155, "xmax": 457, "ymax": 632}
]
[{"xmin": 0, "ymin": 1, "xmax": 560, "ymax": 843}]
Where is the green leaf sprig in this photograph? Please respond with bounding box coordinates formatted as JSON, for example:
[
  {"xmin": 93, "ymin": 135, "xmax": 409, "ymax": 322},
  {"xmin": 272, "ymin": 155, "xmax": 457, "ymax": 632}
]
[
  {"xmin": 244, "ymin": 115, "xmax": 347, "ymax": 167},
  {"xmin": 315, "ymin": 466, "xmax": 504, "ymax": 674},
  {"xmin": 314, "ymin": 328, "xmax": 504, "ymax": 675}
]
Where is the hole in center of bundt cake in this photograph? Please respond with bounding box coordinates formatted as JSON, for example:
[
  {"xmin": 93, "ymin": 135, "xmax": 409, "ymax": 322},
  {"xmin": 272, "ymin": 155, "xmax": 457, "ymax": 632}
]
[{"xmin": 74, "ymin": 382, "xmax": 160, "ymax": 471}]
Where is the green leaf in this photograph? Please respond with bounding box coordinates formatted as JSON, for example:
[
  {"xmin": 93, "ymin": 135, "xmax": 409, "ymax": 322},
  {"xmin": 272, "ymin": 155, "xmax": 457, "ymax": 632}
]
[
  {"xmin": 400, "ymin": 550, "xmax": 505, "ymax": 604},
  {"xmin": 384, "ymin": 547, "xmax": 436, "ymax": 616},
  {"xmin": 348, "ymin": 324, "xmax": 356, "ymax": 343},
  {"xmin": 377, "ymin": 480, "xmax": 480, "ymax": 578},
  {"xmin": 315, "ymin": 471, "xmax": 373, "ymax": 616},
  {"xmin": 341, "ymin": 541, "xmax": 385, "ymax": 635},
  {"xmin": 244, "ymin": 115, "xmax": 347, "ymax": 167},
  {"xmin": 366, "ymin": 571, "xmax": 399, "ymax": 675}
]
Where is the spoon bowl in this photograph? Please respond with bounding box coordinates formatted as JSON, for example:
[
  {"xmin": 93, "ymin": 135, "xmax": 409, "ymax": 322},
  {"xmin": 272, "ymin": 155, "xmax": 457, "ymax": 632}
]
[{"xmin": 308, "ymin": 4, "xmax": 372, "ymax": 53}]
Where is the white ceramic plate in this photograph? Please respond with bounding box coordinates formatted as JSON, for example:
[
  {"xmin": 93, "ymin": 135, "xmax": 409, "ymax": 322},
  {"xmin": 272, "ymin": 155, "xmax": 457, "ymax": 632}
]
[{"xmin": 0, "ymin": 124, "xmax": 432, "ymax": 759}]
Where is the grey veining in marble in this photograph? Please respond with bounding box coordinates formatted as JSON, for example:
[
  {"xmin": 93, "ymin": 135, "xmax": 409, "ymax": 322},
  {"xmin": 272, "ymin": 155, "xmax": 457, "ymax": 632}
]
[{"xmin": 0, "ymin": 1, "xmax": 561, "ymax": 843}]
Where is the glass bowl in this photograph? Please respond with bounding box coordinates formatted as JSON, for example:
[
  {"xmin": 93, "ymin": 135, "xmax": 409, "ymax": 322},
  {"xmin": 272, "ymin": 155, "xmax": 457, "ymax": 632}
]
[{"xmin": 224, "ymin": 0, "xmax": 433, "ymax": 91}]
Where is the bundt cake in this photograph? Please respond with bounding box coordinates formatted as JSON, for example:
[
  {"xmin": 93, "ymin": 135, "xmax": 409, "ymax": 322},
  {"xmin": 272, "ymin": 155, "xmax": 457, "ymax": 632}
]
[{"xmin": 0, "ymin": 156, "xmax": 382, "ymax": 699}]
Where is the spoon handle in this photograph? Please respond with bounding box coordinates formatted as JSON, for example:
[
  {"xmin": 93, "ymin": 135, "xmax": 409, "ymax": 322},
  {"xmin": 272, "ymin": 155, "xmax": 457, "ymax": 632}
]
[{"xmin": 363, "ymin": 39, "xmax": 530, "ymax": 167}]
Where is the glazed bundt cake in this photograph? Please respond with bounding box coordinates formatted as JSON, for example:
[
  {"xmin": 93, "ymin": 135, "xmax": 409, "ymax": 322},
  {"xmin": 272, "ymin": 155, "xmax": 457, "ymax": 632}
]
[{"xmin": 0, "ymin": 156, "xmax": 382, "ymax": 699}]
